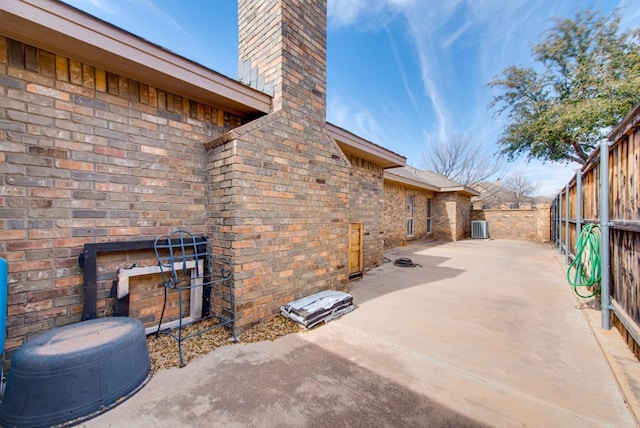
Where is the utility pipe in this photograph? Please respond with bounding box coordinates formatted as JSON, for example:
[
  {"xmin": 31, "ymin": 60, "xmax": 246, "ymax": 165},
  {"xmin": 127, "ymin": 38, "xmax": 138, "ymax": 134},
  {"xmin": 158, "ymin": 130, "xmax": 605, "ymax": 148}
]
[
  {"xmin": 600, "ymin": 139, "xmax": 611, "ymax": 330},
  {"xmin": 0, "ymin": 257, "xmax": 6, "ymax": 384}
]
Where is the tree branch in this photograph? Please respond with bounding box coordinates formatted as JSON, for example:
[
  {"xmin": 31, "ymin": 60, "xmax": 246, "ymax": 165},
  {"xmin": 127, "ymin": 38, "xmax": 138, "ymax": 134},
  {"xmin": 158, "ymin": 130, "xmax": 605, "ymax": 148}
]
[{"xmin": 564, "ymin": 138, "xmax": 589, "ymax": 163}]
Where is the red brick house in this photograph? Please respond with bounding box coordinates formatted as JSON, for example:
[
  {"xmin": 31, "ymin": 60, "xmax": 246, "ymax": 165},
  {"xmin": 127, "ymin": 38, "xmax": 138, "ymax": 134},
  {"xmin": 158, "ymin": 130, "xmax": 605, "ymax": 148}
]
[{"xmin": 0, "ymin": 0, "xmax": 474, "ymax": 363}]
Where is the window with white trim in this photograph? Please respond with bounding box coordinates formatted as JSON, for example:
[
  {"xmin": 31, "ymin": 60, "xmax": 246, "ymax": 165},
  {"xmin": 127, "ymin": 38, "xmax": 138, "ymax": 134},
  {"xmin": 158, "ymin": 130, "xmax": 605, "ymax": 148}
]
[
  {"xmin": 406, "ymin": 194, "xmax": 415, "ymax": 237},
  {"xmin": 426, "ymin": 198, "xmax": 432, "ymax": 234}
]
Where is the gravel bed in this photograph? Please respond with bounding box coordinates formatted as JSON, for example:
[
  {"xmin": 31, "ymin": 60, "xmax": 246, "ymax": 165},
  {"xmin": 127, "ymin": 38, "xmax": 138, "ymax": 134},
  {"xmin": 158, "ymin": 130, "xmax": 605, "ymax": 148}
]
[{"xmin": 147, "ymin": 316, "xmax": 303, "ymax": 370}]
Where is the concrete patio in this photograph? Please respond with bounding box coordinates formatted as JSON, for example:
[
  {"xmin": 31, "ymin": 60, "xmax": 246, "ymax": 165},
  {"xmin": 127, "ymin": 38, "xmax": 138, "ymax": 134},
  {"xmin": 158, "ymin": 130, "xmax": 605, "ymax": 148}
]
[{"xmin": 81, "ymin": 239, "xmax": 640, "ymax": 427}]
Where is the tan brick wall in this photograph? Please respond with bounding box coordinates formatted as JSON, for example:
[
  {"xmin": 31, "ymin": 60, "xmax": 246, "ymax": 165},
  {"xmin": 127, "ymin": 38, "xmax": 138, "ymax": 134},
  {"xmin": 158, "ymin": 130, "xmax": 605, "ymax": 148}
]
[
  {"xmin": 471, "ymin": 204, "xmax": 551, "ymax": 242},
  {"xmin": 383, "ymin": 181, "xmax": 436, "ymax": 248},
  {"xmin": 347, "ymin": 155, "xmax": 384, "ymax": 271},
  {"xmin": 207, "ymin": 112, "xmax": 350, "ymax": 328},
  {"xmin": 238, "ymin": 0, "xmax": 327, "ymax": 118},
  {"xmin": 433, "ymin": 193, "xmax": 456, "ymax": 240},
  {"xmin": 221, "ymin": 0, "xmax": 352, "ymax": 329},
  {"xmin": 433, "ymin": 192, "xmax": 471, "ymax": 241},
  {"xmin": 455, "ymin": 193, "xmax": 473, "ymax": 241},
  {"xmin": 0, "ymin": 36, "xmax": 241, "ymax": 358}
]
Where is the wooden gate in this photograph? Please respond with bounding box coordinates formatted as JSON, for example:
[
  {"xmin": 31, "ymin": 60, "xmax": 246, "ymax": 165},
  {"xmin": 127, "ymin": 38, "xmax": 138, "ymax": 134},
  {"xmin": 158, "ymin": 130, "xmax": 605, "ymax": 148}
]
[{"xmin": 349, "ymin": 223, "xmax": 363, "ymax": 278}]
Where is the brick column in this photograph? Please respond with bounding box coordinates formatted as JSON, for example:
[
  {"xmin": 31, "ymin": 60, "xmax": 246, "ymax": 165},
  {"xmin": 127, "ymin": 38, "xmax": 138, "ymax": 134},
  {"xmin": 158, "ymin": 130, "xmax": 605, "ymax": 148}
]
[{"xmin": 238, "ymin": 0, "xmax": 327, "ymax": 121}]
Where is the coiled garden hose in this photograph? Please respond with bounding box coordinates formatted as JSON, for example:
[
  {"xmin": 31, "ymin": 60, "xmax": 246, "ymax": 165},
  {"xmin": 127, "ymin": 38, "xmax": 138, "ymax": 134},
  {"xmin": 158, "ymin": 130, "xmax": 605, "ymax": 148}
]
[
  {"xmin": 393, "ymin": 257, "xmax": 422, "ymax": 268},
  {"xmin": 566, "ymin": 224, "xmax": 601, "ymax": 298}
]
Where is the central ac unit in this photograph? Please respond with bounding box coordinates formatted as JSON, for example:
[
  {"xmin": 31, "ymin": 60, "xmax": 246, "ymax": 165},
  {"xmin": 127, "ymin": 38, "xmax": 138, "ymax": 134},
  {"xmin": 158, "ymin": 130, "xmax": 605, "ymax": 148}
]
[{"xmin": 471, "ymin": 221, "xmax": 488, "ymax": 239}]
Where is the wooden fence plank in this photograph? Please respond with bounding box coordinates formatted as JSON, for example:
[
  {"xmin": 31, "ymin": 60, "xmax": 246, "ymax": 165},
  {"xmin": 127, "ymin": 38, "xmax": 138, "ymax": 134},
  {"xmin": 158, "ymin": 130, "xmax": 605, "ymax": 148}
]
[{"xmin": 556, "ymin": 110, "xmax": 640, "ymax": 359}]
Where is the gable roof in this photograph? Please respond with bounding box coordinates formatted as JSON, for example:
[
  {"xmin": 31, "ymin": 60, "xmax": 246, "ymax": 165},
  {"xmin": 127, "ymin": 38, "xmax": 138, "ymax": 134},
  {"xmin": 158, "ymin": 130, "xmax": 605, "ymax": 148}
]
[{"xmin": 385, "ymin": 166, "xmax": 479, "ymax": 196}]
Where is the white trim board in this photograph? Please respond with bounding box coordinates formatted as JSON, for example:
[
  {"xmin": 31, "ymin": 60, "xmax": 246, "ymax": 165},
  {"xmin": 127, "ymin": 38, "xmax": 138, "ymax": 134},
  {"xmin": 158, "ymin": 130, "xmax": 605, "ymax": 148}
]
[{"xmin": 116, "ymin": 261, "xmax": 204, "ymax": 329}]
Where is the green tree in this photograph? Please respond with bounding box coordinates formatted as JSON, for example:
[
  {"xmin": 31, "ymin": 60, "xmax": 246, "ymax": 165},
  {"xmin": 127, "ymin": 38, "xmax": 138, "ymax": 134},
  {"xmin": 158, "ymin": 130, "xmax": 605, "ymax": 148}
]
[{"xmin": 489, "ymin": 9, "xmax": 640, "ymax": 165}]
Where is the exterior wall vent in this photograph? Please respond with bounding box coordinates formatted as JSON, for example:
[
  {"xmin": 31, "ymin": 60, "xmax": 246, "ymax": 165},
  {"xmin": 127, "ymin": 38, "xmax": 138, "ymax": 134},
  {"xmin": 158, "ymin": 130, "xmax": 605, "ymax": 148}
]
[{"xmin": 471, "ymin": 221, "xmax": 489, "ymax": 239}]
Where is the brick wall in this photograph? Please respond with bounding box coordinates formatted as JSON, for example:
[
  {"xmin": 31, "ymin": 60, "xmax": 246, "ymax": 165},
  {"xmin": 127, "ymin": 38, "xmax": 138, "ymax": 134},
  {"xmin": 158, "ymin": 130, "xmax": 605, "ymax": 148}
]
[
  {"xmin": 347, "ymin": 155, "xmax": 384, "ymax": 271},
  {"xmin": 206, "ymin": 112, "xmax": 350, "ymax": 328},
  {"xmin": 0, "ymin": 36, "xmax": 242, "ymax": 359},
  {"xmin": 238, "ymin": 0, "xmax": 327, "ymax": 119},
  {"xmin": 471, "ymin": 205, "xmax": 551, "ymax": 242},
  {"xmin": 220, "ymin": 0, "xmax": 351, "ymax": 328},
  {"xmin": 454, "ymin": 193, "xmax": 472, "ymax": 241},
  {"xmin": 433, "ymin": 192, "xmax": 472, "ymax": 241},
  {"xmin": 383, "ymin": 181, "xmax": 435, "ymax": 248},
  {"xmin": 383, "ymin": 182, "xmax": 405, "ymax": 248}
]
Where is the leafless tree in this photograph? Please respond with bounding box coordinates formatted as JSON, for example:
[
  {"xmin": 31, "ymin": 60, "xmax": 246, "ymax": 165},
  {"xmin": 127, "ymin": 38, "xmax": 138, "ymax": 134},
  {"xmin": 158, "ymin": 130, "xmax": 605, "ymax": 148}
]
[
  {"xmin": 502, "ymin": 172, "xmax": 538, "ymax": 208},
  {"xmin": 422, "ymin": 133, "xmax": 504, "ymax": 186}
]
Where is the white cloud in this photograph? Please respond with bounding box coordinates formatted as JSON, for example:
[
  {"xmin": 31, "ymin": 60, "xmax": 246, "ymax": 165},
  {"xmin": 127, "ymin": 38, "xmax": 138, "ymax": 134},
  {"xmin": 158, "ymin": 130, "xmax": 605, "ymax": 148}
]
[
  {"xmin": 327, "ymin": 0, "xmax": 407, "ymax": 29},
  {"xmin": 129, "ymin": 0, "xmax": 192, "ymax": 39},
  {"xmin": 327, "ymin": 0, "xmax": 626, "ymax": 195},
  {"xmin": 327, "ymin": 95, "xmax": 381, "ymax": 143},
  {"xmin": 386, "ymin": 29, "xmax": 422, "ymax": 120},
  {"xmin": 327, "ymin": 0, "xmax": 372, "ymax": 27},
  {"xmin": 415, "ymin": 49, "xmax": 448, "ymax": 141},
  {"xmin": 441, "ymin": 20, "xmax": 471, "ymax": 50},
  {"xmin": 617, "ymin": 0, "xmax": 640, "ymax": 29},
  {"xmin": 63, "ymin": 0, "xmax": 119, "ymax": 15}
]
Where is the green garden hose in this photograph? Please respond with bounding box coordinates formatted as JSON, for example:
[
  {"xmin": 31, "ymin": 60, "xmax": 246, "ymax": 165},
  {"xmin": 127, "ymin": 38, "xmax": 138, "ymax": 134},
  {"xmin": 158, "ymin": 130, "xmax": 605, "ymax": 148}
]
[{"xmin": 566, "ymin": 224, "xmax": 601, "ymax": 298}]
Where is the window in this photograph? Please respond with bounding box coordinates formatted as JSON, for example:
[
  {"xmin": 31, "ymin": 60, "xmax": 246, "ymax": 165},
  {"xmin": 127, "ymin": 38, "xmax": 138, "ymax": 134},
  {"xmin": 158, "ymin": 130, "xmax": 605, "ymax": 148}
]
[
  {"xmin": 426, "ymin": 198, "xmax": 432, "ymax": 234},
  {"xmin": 406, "ymin": 194, "xmax": 415, "ymax": 237}
]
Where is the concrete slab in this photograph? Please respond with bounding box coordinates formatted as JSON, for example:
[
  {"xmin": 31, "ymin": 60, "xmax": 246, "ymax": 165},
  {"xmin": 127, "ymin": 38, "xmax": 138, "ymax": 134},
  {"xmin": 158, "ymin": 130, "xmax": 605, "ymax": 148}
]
[{"xmin": 79, "ymin": 240, "xmax": 639, "ymax": 427}]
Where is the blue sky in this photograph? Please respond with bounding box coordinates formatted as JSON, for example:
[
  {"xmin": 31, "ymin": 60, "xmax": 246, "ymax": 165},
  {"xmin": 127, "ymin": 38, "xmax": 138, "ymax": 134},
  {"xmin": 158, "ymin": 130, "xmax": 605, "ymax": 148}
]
[{"xmin": 62, "ymin": 0, "xmax": 640, "ymax": 195}]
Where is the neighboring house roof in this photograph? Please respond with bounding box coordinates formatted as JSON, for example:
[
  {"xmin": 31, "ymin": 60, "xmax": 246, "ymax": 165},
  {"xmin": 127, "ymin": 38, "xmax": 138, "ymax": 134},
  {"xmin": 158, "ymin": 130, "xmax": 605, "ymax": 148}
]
[
  {"xmin": 471, "ymin": 181, "xmax": 534, "ymax": 207},
  {"xmin": 534, "ymin": 195, "xmax": 553, "ymax": 205},
  {"xmin": 0, "ymin": 0, "xmax": 271, "ymax": 115},
  {"xmin": 327, "ymin": 123, "xmax": 406, "ymax": 169},
  {"xmin": 384, "ymin": 166, "xmax": 479, "ymax": 196}
]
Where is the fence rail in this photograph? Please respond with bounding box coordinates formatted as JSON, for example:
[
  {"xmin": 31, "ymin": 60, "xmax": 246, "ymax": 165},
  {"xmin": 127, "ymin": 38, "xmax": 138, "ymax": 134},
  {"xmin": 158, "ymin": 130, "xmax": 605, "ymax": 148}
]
[{"xmin": 553, "ymin": 103, "xmax": 640, "ymax": 359}]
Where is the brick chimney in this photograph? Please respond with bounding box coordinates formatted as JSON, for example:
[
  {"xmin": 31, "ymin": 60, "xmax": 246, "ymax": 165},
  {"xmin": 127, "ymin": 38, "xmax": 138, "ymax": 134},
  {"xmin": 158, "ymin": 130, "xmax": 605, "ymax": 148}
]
[
  {"xmin": 238, "ymin": 0, "xmax": 327, "ymax": 122},
  {"xmin": 208, "ymin": 0, "xmax": 348, "ymax": 329}
]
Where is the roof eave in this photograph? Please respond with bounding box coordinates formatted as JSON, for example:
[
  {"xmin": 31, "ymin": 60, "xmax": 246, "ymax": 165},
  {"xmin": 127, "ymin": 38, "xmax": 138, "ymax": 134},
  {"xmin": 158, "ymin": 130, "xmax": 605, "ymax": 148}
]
[
  {"xmin": 0, "ymin": 0, "xmax": 271, "ymax": 116},
  {"xmin": 383, "ymin": 171, "xmax": 440, "ymax": 192},
  {"xmin": 327, "ymin": 123, "xmax": 406, "ymax": 169},
  {"xmin": 440, "ymin": 186, "xmax": 480, "ymax": 197}
]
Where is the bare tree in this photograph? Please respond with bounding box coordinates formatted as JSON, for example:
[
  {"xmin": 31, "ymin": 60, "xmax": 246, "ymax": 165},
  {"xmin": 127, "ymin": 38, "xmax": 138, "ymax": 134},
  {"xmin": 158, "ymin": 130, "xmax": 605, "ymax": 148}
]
[
  {"xmin": 422, "ymin": 133, "xmax": 504, "ymax": 186},
  {"xmin": 502, "ymin": 172, "xmax": 538, "ymax": 209}
]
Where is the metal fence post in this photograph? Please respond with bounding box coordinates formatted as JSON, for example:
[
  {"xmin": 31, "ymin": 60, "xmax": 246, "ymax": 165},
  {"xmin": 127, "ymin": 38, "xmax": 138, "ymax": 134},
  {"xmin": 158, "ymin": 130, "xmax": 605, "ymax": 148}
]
[
  {"xmin": 558, "ymin": 191, "xmax": 563, "ymax": 254},
  {"xmin": 565, "ymin": 184, "xmax": 570, "ymax": 264},
  {"xmin": 576, "ymin": 170, "xmax": 582, "ymax": 240},
  {"xmin": 600, "ymin": 140, "xmax": 611, "ymax": 330},
  {"xmin": 551, "ymin": 196, "xmax": 558, "ymax": 247}
]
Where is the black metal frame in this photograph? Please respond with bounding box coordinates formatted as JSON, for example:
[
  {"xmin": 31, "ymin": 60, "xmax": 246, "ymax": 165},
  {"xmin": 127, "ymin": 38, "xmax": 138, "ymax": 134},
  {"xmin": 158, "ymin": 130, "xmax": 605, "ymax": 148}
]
[
  {"xmin": 79, "ymin": 235, "xmax": 209, "ymax": 320},
  {"xmin": 79, "ymin": 233, "xmax": 235, "ymax": 366},
  {"xmin": 153, "ymin": 230, "xmax": 236, "ymax": 367}
]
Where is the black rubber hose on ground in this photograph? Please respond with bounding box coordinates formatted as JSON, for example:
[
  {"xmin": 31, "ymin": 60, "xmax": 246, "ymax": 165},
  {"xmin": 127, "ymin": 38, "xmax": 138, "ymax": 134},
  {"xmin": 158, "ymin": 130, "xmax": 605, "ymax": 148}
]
[{"xmin": 393, "ymin": 257, "xmax": 422, "ymax": 268}]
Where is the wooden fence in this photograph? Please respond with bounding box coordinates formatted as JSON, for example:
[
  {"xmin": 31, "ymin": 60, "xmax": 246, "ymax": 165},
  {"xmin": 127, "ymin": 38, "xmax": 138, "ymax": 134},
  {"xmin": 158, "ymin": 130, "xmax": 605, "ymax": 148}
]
[{"xmin": 553, "ymin": 103, "xmax": 640, "ymax": 358}]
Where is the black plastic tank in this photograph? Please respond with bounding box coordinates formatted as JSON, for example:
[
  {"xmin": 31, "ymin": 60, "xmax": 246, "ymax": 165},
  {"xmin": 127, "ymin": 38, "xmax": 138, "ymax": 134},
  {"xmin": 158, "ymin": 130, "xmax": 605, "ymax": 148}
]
[{"xmin": 0, "ymin": 317, "xmax": 150, "ymax": 427}]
